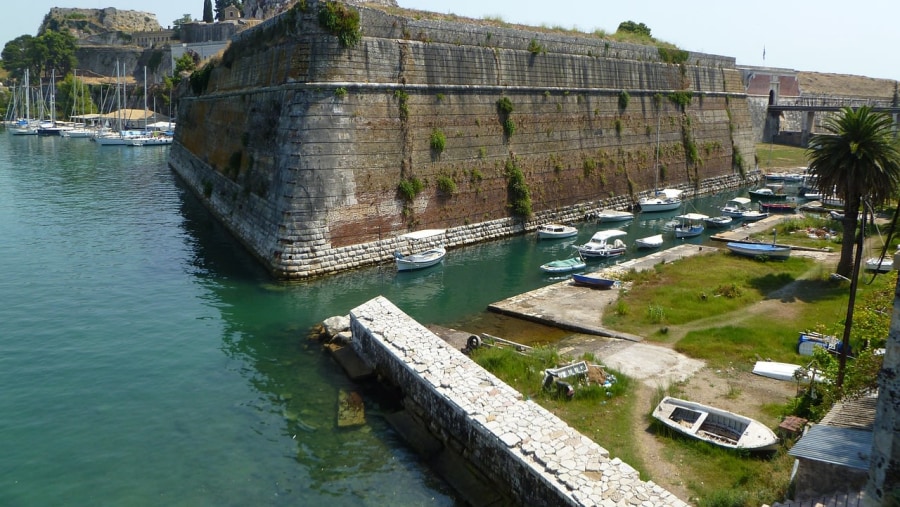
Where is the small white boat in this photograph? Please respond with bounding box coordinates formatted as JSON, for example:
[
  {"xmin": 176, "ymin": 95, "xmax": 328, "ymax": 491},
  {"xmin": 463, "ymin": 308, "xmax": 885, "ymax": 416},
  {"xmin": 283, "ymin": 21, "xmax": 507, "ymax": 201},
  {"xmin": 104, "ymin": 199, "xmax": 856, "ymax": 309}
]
[
  {"xmin": 704, "ymin": 216, "xmax": 733, "ymax": 229},
  {"xmin": 595, "ymin": 210, "xmax": 634, "ymax": 223},
  {"xmin": 753, "ymin": 361, "xmax": 809, "ymax": 383},
  {"xmin": 674, "ymin": 213, "xmax": 708, "ymax": 238},
  {"xmin": 865, "ymin": 256, "xmax": 894, "ymax": 273},
  {"xmin": 721, "ymin": 197, "xmax": 752, "ymax": 218},
  {"xmin": 652, "ymin": 396, "xmax": 779, "ymax": 451},
  {"xmin": 576, "ymin": 229, "xmax": 628, "ymax": 258},
  {"xmin": 540, "ymin": 256, "xmax": 586, "ymax": 273},
  {"xmin": 394, "ymin": 246, "xmax": 446, "ymax": 271},
  {"xmin": 638, "ymin": 189, "xmax": 683, "ymax": 212},
  {"xmin": 726, "ymin": 242, "xmax": 791, "ymax": 260},
  {"xmin": 537, "ymin": 223, "xmax": 578, "ymax": 240},
  {"xmin": 635, "ymin": 234, "xmax": 663, "ymax": 249}
]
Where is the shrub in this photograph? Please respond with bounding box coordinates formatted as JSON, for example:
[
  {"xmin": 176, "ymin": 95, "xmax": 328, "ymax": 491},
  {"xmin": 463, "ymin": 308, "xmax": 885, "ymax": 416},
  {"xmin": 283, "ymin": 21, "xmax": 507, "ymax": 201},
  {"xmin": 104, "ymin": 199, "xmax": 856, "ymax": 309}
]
[
  {"xmin": 618, "ymin": 90, "xmax": 630, "ymax": 110},
  {"xmin": 504, "ymin": 157, "xmax": 532, "ymax": 218},
  {"xmin": 436, "ymin": 175, "xmax": 457, "ymax": 195},
  {"xmin": 397, "ymin": 177, "xmax": 424, "ymax": 202},
  {"xmin": 430, "ymin": 128, "xmax": 446, "ymax": 153},
  {"xmin": 317, "ymin": 1, "xmax": 361, "ymax": 47},
  {"xmin": 527, "ymin": 38, "xmax": 544, "ymax": 55},
  {"xmin": 334, "ymin": 87, "xmax": 347, "ymax": 98},
  {"xmin": 668, "ymin": 91, "xmax": 693, "ymax": 108},
  {"xmin": 497, "ymin": 97, "xmax": 514, "ymax": 115},
  {"xmin": 503, "ymin": 118, "xmax": 517, "ymax": 137}
]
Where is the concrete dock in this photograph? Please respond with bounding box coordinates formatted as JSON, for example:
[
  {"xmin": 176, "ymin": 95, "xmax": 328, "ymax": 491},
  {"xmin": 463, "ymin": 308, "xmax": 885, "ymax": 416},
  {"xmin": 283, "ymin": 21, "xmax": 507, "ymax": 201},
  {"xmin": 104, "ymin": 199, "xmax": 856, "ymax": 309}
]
[{"xmin": 487, "ymin": 244, "xmax": 717, "ymax": 340}]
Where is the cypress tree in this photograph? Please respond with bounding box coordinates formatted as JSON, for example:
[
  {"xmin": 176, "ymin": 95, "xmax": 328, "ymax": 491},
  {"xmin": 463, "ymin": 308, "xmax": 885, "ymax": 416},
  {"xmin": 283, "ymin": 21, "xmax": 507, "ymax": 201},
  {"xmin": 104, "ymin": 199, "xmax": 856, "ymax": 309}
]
[{"xmin": 202, "ymin": 0, "xmax": 214, "ymax": 23}]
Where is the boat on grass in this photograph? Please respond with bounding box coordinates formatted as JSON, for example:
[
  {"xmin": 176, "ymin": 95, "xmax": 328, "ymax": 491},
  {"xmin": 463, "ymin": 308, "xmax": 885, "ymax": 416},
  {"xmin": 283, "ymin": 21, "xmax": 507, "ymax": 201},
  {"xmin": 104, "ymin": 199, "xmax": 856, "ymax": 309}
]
[
  {"xmin": 595, "ymin": 209, "xmax": 634, "ymax": 223},
  {"xmin": 674, "ymin": 213, "xmax": 708, "ymax": 238},
  {"xmin": 540, "ymin": 256, "xmax": 586, "ymax": 273},
  {"xmin": 652, "ymin": 396, "xmax": 779, "ymax": 451},
  {"xmin": 537, "ymin": 223, "xmax": 577, "ymax": 240},
  {"xmin": 752, "ymin": 361, "xmax": 819, "ymax": 384},
  {"xmin": 571, "ymin": 273, "xmax": 618, "ymax": 289},
  {"xmin": 726, "ymin": 242, "xmax": 791, "ymax": 260},
  {"xmin": 635, "ymin": 234, "xmax": 663, "ymax": 249},
  {"xmin": 798, "ymin": 331, "xmax": 850, "ymax": 357},
  {"xmin": 576, "ymin": 229, "xmax": 628, "ymax": 258}
]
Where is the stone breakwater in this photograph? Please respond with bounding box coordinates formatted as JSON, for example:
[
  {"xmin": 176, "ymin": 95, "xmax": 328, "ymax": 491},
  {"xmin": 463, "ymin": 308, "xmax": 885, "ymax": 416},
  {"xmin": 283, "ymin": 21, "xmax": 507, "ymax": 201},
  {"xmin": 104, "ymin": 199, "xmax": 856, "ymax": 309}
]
[{"xmin": 349, "ymin": 296, "xmax": 688, "ymax": 507}]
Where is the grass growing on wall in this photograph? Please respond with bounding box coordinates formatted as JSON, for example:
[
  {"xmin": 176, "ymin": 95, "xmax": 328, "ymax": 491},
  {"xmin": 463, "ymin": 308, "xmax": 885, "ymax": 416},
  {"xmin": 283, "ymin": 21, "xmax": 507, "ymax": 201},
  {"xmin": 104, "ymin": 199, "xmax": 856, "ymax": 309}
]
[
  {"xmin": 318, "ymin": 1, "xmax": 361, "ymax": 47},
  {"xmin": 504, "ymin": 156, "xmax": 532, "ymax": 218}
]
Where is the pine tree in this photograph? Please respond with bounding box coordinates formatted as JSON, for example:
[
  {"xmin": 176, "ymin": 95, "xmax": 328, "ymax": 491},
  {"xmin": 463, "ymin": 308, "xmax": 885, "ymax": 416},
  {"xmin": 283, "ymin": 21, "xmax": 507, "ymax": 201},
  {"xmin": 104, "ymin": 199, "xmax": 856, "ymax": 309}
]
[{"xmin": 202, "ymin": 0, "xmax": 214, "ymax": 23}]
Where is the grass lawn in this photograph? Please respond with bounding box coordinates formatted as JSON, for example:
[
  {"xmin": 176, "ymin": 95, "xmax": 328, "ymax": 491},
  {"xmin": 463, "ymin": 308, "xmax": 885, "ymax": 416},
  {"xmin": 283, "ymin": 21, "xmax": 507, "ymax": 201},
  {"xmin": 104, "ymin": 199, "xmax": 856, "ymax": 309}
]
[
  {"xmin": 471, "ymin": 248, "xmax": 895, "ymax": 506},
  {"xmin": 756, "ymin": 143, "xmax": 809, "ymax": 171}
]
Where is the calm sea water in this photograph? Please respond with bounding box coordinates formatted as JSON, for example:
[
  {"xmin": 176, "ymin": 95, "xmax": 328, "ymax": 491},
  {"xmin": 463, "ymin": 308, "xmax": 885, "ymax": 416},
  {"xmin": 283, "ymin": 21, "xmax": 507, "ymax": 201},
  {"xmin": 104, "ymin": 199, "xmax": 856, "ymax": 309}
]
[{"xmin": 0, "ymin": 131, "xmax": 753, "ymax": 506}]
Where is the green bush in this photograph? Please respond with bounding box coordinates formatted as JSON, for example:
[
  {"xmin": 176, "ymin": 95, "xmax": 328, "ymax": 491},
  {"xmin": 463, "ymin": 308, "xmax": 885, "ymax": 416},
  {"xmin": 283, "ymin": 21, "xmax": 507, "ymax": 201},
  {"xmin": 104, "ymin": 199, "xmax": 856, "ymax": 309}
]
[
  {"xmin": 436, "ymin": 175, "xmax": 457, "ymax": 195},
  {"xmin": 430, "ymin": 128, "xmax": 446, "ymax": 153},
  {"xmin": 496, "ymin": 96, "xmax": 514, "ymax": 115},
  {"xmin": 334, "ymin": 87, "xmax": 347, "ymax": 98},
  {"xmin": 504, "ymin": 157, "xmax": 532, "ymax": 218},
  {"xmin": 668, "ymin": 91, "xmax": 693, "ymax": 108},
  {"xmin": 317, "ymin": 1, "xmax": 361, "ymax": 47},
  {"xmin": 527, "ymin": 38, "xmax": 545, "ymax": 55},
  {"xmin": 618, "ymin": 90, "xmax": 630, "ymax": 110},
  {"xmin": 503, "ymin": 118, "xmax": 517, "ymax": 137},
  {"xmin": 397, "ymin": 177, "xmax": 424, "ymax": 202}
]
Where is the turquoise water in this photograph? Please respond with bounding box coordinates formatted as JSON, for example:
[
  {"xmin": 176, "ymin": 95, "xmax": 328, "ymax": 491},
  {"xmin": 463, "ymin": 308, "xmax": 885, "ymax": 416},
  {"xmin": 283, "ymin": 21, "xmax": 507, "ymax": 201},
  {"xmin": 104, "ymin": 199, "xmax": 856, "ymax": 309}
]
[{"xmin": 0, "ymin": 132, "xmax": 755, "ymax": 505}]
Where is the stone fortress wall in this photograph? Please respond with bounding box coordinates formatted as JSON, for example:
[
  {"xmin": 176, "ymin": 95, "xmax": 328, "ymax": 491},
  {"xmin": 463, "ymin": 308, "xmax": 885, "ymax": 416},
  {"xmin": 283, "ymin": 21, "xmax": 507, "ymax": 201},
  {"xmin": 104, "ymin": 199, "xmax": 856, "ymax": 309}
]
[{"xmin": 167, "ymin": 0, "xmax": 758, "ymax": 279}]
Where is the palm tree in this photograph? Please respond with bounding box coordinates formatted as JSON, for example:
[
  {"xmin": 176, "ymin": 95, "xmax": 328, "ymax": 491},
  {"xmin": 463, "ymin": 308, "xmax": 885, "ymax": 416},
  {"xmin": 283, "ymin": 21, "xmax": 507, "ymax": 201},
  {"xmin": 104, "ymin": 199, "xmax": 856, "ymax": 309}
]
[
  {"xmin": 807, "ymin": 106, "xmax": 900, "ymax": 387},
  {"xmin": 807, "ymin": 106, "xmax": 900, "ymax": 278}
]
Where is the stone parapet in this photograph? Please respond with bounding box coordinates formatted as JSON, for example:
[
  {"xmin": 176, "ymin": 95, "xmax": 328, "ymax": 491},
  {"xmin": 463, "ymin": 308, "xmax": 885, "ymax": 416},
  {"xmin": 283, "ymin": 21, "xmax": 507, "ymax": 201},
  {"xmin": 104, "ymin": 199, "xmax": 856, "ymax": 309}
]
[{"xmin": 349, "ymin": 296, "xmax": 689, "ymax": 507}]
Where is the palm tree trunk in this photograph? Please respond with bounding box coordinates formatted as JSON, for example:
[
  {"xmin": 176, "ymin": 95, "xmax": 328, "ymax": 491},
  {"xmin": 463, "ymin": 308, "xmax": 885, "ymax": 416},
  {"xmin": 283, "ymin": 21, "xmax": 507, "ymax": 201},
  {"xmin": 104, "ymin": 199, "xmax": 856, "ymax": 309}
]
[
  {"xmin": 836, "ymin": 208, "xmax": 866, "ymax": 388},
  {"xmin": 837, "ymin": 196, "xmax": 862, "ymax": 277}
]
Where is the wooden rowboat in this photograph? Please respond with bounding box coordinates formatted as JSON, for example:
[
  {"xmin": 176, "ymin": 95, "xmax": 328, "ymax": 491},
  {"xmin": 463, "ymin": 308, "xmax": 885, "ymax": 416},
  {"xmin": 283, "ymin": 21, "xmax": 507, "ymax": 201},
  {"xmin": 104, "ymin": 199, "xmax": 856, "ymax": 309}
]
[{"xmin": 653, "ymin": 396, "xmax": 779, "ymax": 451}]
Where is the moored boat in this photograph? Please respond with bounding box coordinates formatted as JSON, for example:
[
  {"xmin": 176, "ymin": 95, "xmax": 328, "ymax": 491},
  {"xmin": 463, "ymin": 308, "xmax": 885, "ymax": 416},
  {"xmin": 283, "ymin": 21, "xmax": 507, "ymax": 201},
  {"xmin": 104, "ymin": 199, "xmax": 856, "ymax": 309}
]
[
  {"xmin": 536, "ymin": 223, "xmax": 578, "ymax": 240},
  {"xmin": 638, "ymin": 189, "xmax": 683, "ymax": 212},
  {"xmin": 759, "ymin": 202, "xmax": 796, "ymax": 213},
  {"xmin": 576, "ymin": 229, "xmax": 628, "ymax": 258},
  {"xmin": 674, "ymin": 213, "xmax": 708, "ymax": 238},
  {"xmin": 652, "ymin": 396, "xmax": 779, "ymax": 451},
  {"xmin": 749, "ymin": 187, "xmax": 788, "ymax": 201},
  {"xmin": 703, "ymin": 215, "xmax": 733, "ymax": 229},
  {"xmin": 394, "ymin": 246, "xmax": 446, "ymax": 271},
  {"xmin": 721, "ymin": 197, "xmax": 751, "ymax": 218},
  {"xmin": 571, "ymin": 273, "xmax": 618, "ymax": 289},
  {"xmin": 740, "ymin": 209, "xmax": 769, "ymax": 222},
  {"xmin": 540, "ymin": 256, "xmax": 586, "ymax": 273},
  {"xmin": 595, "ymin": 209, "xmax": 634, "ymax": 223},
  {"xmin": 635, "ymin": 234, "xmax": 663, "ymax": 249}
]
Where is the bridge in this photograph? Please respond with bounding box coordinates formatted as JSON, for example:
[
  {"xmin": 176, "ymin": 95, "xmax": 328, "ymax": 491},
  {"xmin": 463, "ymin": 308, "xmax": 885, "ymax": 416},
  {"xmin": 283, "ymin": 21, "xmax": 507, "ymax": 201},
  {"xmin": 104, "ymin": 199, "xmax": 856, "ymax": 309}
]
[{"xmin": 765, "ymin": 99, "xmax": 900, "ymax": 146}]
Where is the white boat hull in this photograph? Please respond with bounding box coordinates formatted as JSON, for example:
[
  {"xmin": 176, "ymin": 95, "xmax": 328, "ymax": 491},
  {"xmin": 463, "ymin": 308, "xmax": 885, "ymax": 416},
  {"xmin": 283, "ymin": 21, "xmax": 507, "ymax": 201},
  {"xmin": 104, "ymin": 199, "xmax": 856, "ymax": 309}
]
[
  {"xmin": 726, "ymin": 242, "xmax": 791, "ymax": 260},
  {"xmin": 536, "ymin": 224, "xmax": 577, "ymax": 240},
  {"xmin": 635, "ymin": 234, "xmax": 663, "ymax": 249},
  {"xmin": 653, "ymin": 396, "xmax": 779, "ymax": 451},
  {"xmin": 395, "ymin": 246, "xmax": 446, "ymax": 271}
]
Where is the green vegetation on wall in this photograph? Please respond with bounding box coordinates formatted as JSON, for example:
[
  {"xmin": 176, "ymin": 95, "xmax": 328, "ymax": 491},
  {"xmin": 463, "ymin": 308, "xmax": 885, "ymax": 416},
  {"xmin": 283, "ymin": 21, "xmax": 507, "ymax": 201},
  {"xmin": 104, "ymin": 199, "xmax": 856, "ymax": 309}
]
[
  {"xmin": 497, "ymin": 96, "xmax": 516, "ymax": 139},
  {"xmin": 504, "ymin": 156, "xmax": 532, "ymax": 218},
  {"xmin": 397, "ymin": 176, "xmax": 424, "ymax": 202},
  {"xmin": 317, "ymin": 0, "xmax": 361, "ymax": 48},
  {"xmin": 430, "ymin": 128, "xmax": 446, "ymax": 153}
]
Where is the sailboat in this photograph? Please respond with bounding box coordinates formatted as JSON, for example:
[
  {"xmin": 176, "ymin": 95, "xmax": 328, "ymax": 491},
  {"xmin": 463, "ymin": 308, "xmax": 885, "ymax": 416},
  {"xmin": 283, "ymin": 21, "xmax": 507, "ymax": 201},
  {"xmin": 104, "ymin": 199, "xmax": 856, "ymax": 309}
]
[
  {"xmin": 94, "ymin": 62, "xmax": 137, "ymax": 146},
  {"xmin": 37, "ymin": 70, "xmax": 69, "ymax": 135},
  {"xmin": 126, "ymin": 67, "xmax": 172, "ymax": 147},
  {"xmin": 638, "ymin": 111, "xmax": 682, "ymax": 212},
  {"xmin": 61, "ymin": 70, "xmax": 96, "ymax": 138},
  {"xmin": 9, "ymin": 69, "xmax": 38, "ymax": 135}
]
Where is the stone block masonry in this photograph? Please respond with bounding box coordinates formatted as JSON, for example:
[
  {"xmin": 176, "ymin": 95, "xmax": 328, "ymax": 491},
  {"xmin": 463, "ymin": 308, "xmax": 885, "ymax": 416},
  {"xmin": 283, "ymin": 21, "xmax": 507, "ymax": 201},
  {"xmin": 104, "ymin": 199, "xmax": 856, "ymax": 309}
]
[
  {"xmin": 350, "ymin": 296, "xmax": 688, "ymax": 507},
  {"xmin": 169, "ymin": 0, "xmax": 757, "ymax": 279}
]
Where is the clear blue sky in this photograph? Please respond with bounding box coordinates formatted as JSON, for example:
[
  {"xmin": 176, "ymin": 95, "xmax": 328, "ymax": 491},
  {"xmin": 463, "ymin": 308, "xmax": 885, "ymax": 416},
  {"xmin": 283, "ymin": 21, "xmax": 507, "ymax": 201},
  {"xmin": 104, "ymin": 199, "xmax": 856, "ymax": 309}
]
[{"xmin": 3, "ymin": 1, "xmax": 898, "ymax": 81}]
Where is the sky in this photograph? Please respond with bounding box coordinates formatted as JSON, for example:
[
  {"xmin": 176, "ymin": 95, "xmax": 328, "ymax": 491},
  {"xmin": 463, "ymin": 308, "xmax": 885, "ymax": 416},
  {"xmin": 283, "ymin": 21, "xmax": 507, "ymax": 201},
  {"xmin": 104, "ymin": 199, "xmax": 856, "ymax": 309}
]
[{"xmin": 2, "ymin": 0, "xmax": 898, "ymax": 81}]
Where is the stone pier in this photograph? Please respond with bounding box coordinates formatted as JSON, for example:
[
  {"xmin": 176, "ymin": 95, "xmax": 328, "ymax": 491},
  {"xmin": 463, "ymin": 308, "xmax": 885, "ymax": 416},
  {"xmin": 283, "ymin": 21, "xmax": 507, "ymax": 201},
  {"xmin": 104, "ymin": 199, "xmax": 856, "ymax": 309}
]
[{"xmin": 349, "ymin": 296, "xmax": 687, "ymax": 507}]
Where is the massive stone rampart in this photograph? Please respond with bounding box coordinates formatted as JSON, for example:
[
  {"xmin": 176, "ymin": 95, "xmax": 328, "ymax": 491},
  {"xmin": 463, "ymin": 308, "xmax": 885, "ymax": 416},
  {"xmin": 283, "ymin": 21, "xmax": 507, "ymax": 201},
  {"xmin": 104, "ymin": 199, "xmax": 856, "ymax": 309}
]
[{"xmin": 168, "ymin": 0, "xmax": 757, "ymax": 279}]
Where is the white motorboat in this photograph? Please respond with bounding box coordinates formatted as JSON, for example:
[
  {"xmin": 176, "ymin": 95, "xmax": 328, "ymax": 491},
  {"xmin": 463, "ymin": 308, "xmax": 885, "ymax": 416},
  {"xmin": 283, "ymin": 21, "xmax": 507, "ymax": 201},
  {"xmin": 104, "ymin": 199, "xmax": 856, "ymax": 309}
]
[
  {"xmin": 635, "ymin": 234, "xmax": 663, "ymax": 249},
  {"xmin": 652, "ymin": 396, "xmax": 779, "ymax": 451},
  {"xmin": 595, "ymin": 210, "xmax": 634, "ymax": 223},
  {"xmin": 721, "ymin": 197, "xmax": 752, "ymax": 218},
  {"xmin": 576, "ymin": 229, "xmax": 628, "ymax": 258},
  {"xmin": 394, "ymin": 246, "xmax": 446, "ymax": 271},
  {"xmin": 740, "ymin": 210, "xmax": 769, "ymax": 222},
  {"xmin": 638, "ymin": 189, "xmax": 683, "ymax": 212},
  {"xmin": 704, "ymin": 215, "xmax": 733, "ymax": 229},
  {"xmin": 536, "ymin": 223, "xmax": 577, "ymax": 240}
]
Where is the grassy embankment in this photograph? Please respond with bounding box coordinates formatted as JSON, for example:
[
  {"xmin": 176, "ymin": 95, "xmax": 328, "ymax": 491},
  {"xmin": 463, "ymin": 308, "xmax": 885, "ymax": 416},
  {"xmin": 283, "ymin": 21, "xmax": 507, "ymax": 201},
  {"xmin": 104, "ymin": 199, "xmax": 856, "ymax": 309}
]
[{"xmin": 472, "ymin": 224, "xmax": 896, "ymax": 505}]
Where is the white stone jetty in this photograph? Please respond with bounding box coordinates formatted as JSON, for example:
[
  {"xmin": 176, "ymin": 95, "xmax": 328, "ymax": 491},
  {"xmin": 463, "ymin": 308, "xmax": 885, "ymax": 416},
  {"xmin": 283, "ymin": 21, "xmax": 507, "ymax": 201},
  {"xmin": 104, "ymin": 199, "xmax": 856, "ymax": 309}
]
[{"xmin": 350, "ymin": 296, "xmax": 688, "ymax": 507}]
